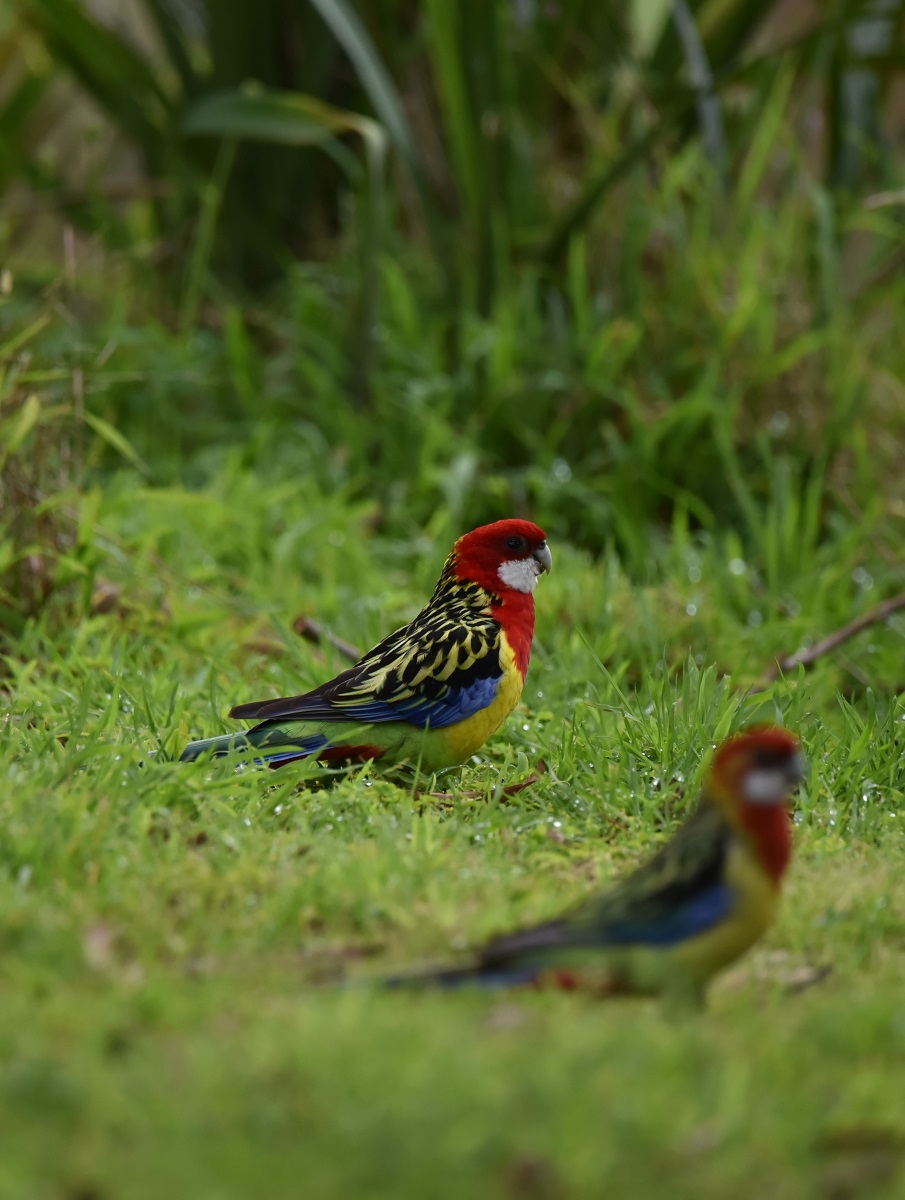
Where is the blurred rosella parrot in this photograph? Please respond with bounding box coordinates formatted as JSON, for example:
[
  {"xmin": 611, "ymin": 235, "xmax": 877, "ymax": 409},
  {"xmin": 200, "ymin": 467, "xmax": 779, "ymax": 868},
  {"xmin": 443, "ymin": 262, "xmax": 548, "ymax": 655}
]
[
  {"xmin": 386, "ymin": 728, "xmax": 805, "ymax": 1003},
  {"xmin": 180, "ymin": 519, "xmax": 552, "ymax": 771}
]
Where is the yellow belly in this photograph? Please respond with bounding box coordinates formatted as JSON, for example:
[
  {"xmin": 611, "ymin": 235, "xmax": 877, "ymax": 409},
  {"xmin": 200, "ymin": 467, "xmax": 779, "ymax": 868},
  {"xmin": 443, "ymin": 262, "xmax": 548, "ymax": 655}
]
[
  {"xmin": 434, "ymin": 637, "xmax": 525, "ymax": 765},
  {"xmin": 671, "ymin": 840, "xmax": 778, "ymax": 983},
  {"xmin": 617, "ymin": 840, "xmax": 779, "ymax": 1001},
  {"xmin": 527, "ymin": 841, "xmax": 779, "ymax": 1004}
]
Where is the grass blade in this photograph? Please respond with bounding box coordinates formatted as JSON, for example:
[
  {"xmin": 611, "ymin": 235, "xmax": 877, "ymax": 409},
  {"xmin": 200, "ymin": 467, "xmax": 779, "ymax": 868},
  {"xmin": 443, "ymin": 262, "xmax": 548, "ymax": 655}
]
[
  {"xmin": 307, "ymin": 0, "xmax": 416, "ymax": 164},
  {"xmin": 672, "ymin": 0, "xmax": 726, "ymax": 172}
]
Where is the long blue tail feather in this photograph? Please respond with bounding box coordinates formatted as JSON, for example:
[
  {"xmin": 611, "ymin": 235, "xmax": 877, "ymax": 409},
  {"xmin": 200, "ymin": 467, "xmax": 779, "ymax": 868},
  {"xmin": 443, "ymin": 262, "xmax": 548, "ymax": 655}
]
[{"xmin": 178, "ymin": 728, "xmax": 328, "ymax": 765}]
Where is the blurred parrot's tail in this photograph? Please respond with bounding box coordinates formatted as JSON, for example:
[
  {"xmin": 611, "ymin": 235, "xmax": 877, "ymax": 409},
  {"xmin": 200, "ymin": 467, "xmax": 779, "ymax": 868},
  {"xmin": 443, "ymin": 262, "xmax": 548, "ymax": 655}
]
[{"xmin": 381, "ymin": 962, "xmax": 540, "ymax": 991}]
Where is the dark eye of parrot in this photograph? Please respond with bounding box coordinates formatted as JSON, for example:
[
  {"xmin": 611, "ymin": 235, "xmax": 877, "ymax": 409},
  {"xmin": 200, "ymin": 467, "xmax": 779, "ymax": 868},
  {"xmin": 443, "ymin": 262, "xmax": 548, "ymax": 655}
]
[
  {"xmin": 506, "ymin": 535, "xmax": 528, "ymax": 552},
  {"xmin": 753, "ymin": 747, "xmax": 787, "ymax": 768}
]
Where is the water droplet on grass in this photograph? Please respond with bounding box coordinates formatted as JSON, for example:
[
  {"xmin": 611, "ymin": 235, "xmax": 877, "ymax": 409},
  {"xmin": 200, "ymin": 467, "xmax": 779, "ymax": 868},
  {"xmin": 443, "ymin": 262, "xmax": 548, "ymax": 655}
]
[{"xmin": 769, "ymin": 410, "xmax": 789, "ymax": 435}]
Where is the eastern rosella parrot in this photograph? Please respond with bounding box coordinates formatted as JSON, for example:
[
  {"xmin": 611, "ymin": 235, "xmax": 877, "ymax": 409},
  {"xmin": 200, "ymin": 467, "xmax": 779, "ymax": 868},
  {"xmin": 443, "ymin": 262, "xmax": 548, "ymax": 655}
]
[
  {"xmin": 180, "ymin": 519, "xmax": 552, "ymax": 771},
  {"xmin": 385, "ymin": 727, "xmax": 805, "ymax": 1003}
]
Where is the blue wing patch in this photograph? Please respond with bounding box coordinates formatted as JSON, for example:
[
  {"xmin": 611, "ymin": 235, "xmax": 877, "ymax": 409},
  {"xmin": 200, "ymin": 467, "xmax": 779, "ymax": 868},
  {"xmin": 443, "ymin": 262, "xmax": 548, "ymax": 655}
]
[
  {"xmin": 601, "ymin": 883, "xmax": 734, "ymax": 946},
  {"xmin": 317, "ymin": 674, "xmax": 501, "ymax": 730}
]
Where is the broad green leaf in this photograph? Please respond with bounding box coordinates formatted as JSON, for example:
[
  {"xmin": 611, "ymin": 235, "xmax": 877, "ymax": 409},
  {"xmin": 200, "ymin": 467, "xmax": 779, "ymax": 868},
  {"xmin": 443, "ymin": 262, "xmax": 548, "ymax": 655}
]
[
  {"xmin": 183, "ymin": 84, "xmax": 381, "ymax": 179},
  {"xmin": 185, "ymin": 85, "xmax": 372, "ymax": 146}
]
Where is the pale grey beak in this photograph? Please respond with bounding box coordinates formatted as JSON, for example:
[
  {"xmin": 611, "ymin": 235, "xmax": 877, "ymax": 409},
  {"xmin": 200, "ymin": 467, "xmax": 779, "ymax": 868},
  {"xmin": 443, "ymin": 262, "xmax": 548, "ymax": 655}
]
[
  {"xmin": 787, "ymin": 752, "xmax": 807, "ymax": 784},
  {"xmin": 533, "ymin": 541, "xmax": 552, "ymax": 574}
]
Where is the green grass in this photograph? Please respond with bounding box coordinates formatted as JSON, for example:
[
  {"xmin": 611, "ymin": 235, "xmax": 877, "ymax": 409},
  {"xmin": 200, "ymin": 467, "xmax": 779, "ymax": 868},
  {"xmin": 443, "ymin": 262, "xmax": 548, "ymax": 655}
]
[
  {"xmin": 2, "ymin": 458, "xmax": 905, "ymax": 1198},
  {"xmin": 3, "ymin": 52, "xmax": 905, "ymax": 1189}
]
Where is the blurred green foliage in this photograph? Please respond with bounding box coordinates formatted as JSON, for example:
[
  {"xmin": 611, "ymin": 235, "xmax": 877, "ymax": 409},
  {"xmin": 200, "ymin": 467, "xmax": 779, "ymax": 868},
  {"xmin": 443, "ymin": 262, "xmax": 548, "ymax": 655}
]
[
  {"xmin": 4, "ymin": 0, "xmax": 905, "ymax": 291},
  {"xmin": 1, "ymin": 0, "xmax": 905, "ymax": 571}
]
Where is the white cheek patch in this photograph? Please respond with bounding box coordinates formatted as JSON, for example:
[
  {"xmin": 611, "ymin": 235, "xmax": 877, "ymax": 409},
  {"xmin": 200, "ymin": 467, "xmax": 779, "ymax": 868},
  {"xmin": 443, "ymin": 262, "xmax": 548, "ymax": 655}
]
[
  {"xmin": 497, "ymin": 557, "xmax": 541, "ymax": 593},
  {"xmin": 742, "ymin": 767, "xmax": 790, "ymax": 804}
]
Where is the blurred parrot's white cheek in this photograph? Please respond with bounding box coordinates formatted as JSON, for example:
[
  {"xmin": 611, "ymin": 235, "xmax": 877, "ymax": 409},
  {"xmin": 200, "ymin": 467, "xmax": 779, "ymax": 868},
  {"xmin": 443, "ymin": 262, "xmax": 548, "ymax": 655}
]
[{"xmin": 742, "ymin": 768, "xmax": 789, "ymax": 804}]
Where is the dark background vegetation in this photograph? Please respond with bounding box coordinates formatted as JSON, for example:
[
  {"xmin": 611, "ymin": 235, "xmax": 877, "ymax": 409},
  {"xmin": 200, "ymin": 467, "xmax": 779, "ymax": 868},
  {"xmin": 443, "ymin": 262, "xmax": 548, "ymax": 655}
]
[{"xmin": 2, "ymin": 0, "xmax": 905, "ymax": 639}]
